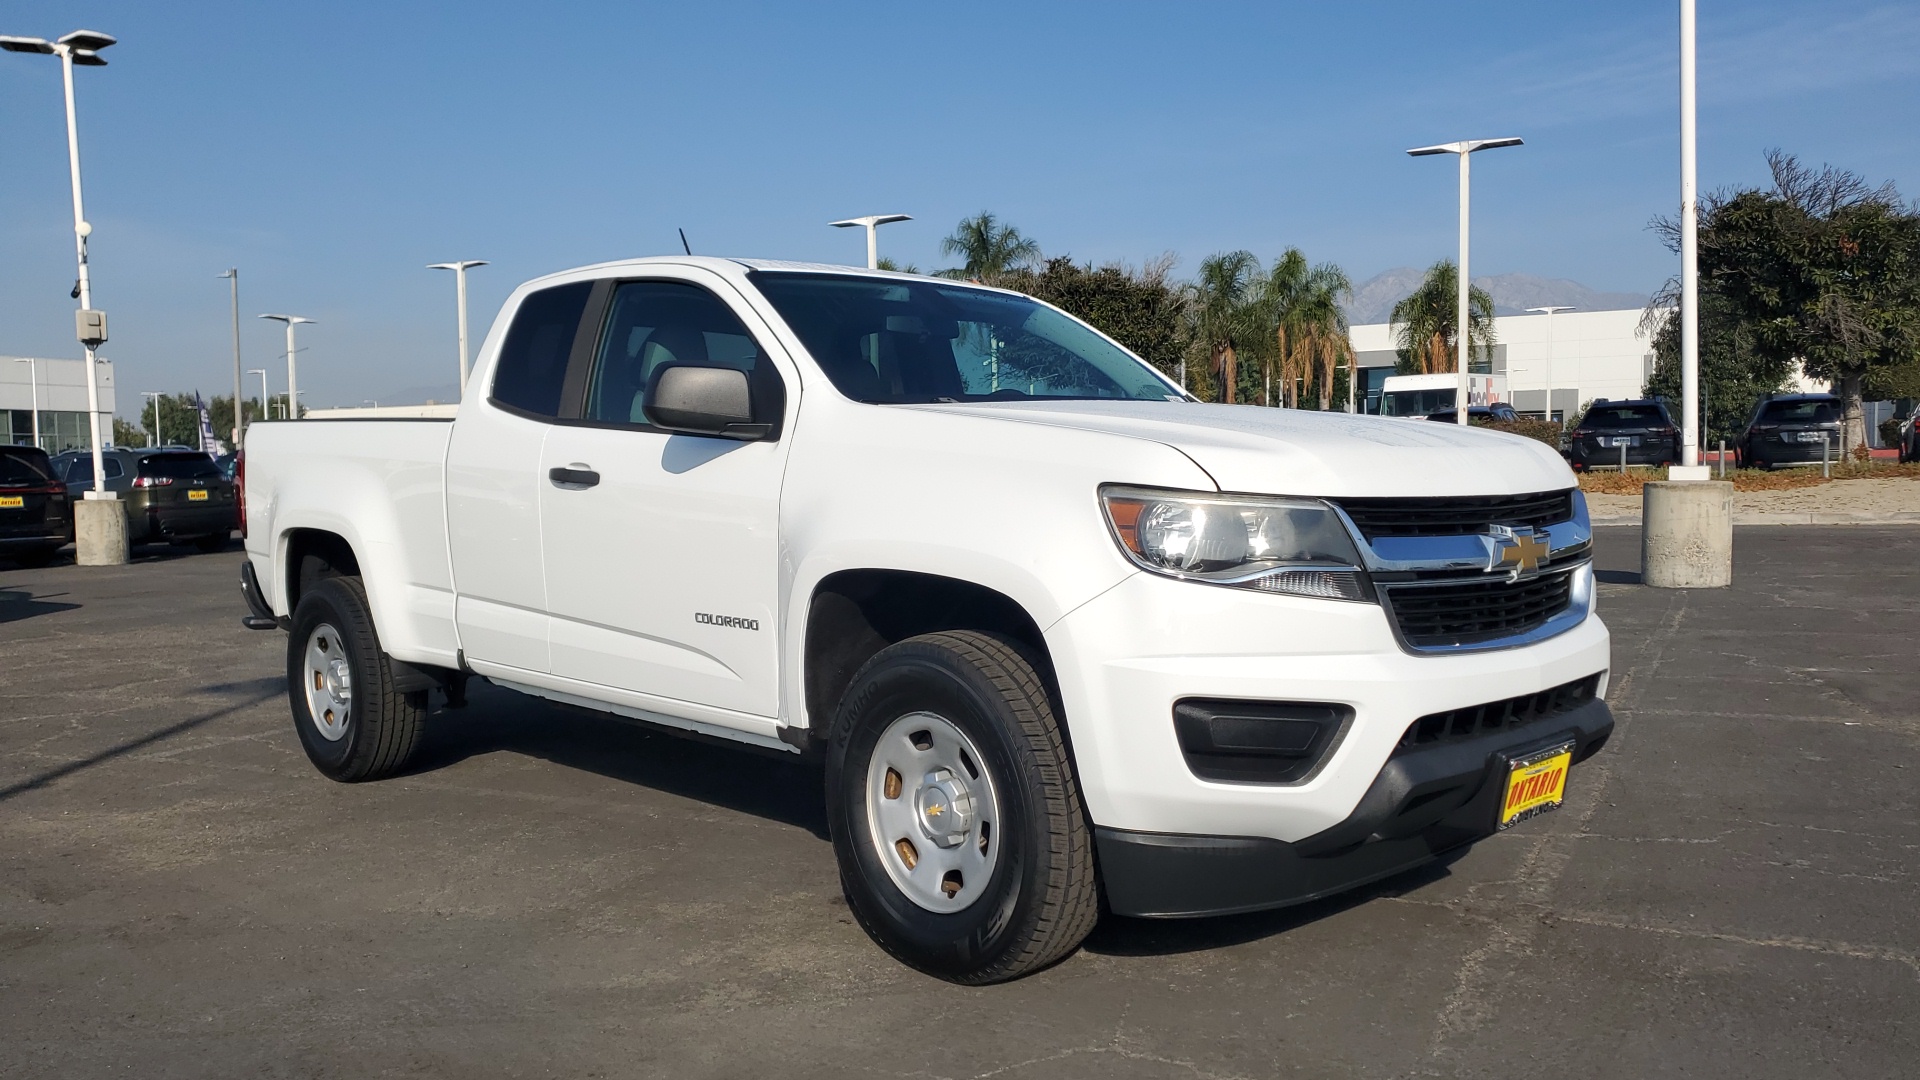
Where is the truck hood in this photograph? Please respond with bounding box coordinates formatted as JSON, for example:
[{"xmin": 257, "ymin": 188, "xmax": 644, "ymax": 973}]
[{"xmin": 908, "ymin": 399, "xmax": 1575, "ymax": 498}]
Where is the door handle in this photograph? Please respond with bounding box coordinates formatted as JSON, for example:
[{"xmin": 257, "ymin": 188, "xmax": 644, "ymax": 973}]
[{"xmin": 548, "ymin": 465, "xmax": 600, "ymax": 488}]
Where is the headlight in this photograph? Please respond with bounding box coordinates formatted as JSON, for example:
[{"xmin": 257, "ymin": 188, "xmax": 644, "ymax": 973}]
[{"xmin": 1100, "ymin": 486, "xmax": 1373, "ymax": 602}]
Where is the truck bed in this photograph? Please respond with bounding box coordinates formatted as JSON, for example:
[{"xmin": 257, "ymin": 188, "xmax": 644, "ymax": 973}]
[{"xmin": 242, "ymin": 418, "xmax": 461, "ymax": 668}]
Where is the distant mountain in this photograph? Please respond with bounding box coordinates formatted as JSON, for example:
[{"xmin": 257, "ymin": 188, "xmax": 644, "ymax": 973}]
[{"xmin": 1343, "ymin": 267, "xmax": 1649, "ymax": 325}]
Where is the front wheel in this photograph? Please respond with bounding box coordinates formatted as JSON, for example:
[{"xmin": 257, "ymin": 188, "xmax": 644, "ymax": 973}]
[
  {"xmin": 286, "ymin": 575, "xmax": 426, "ymax": 782},
  {"xmin": 826, "ymin": 631, "xmax": 1099, "ymax": 984}
]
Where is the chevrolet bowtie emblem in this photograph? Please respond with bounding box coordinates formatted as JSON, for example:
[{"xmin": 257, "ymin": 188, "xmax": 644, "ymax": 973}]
[
  {"xmin": 927, "ymin": 804, "xmax": 944, "ymax": 817},
  {"xmin": 1488, "ymin": 526, "xmax": 1550, "ymax": 581}
]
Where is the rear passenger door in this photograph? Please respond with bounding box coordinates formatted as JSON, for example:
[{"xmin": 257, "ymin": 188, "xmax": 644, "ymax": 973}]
[
  {"xmin": 537, "ymin": 273, "xmax": 794, "ymax": 726},
  {"xmin": 448, "ymin": 280, "xmax": 598, "ymax": 675}
]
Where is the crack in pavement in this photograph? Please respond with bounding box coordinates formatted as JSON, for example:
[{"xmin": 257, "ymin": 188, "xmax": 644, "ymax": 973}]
[{"xmin": 1418, "ymin": 589, "xmax": 1687, "ymax": 1073}]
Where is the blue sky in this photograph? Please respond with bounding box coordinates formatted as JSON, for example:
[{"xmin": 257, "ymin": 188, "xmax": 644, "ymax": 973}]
[{"xmin": 3, "ymin": 1, "xmax": 1918, "ymax": 412}]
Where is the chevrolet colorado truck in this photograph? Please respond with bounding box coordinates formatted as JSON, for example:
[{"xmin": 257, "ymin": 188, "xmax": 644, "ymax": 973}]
[{"xmin": 238, "ymin": 257, "xmax": 1612, "ymax": 984}]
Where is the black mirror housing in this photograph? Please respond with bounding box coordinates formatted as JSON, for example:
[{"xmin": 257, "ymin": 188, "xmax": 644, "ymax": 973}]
[{"xmin": 642, "ymin": 364, "xmax": 770, "ymax": 440}]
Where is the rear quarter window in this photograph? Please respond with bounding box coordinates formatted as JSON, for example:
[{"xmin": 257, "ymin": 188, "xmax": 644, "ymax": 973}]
[{"xmin": 492, "ymin": 282, "xmax": 593, "ymax": 418}]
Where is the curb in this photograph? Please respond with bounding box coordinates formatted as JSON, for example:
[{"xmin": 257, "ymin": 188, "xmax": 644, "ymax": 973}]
[{"xmin": 1592, "ymin": 512, "xmax": 1920, "ymax": 526}]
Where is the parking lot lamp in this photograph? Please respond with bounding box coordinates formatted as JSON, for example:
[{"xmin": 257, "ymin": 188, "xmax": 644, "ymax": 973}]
[
  {"xmin": 11, "ymin": 358, "xmax": 41, "ymax": 449},
  {"xmin": 1406, "ymin": 137, "xmax": 1523, "ymax": 424},
  {"xmin": 258, "ymin": 315, "xmax": 313, "ymax": 420},
  {"xmin": 427, "ymin": 261, "xmax": 487, "ymax": 393},
  {"xmin": 829, "ymin": 214, "xmax": 912, "ymax": 270},
  {"xmin": 218, "ymin": 270, "xmax": 242, "ymax": 446},
  {"xmin": 1526, "ymin": 306, "xmax": 1573, "ymax": 423},
  {"xmin": 247, "ymin": 368, "xmax": 268, "ymax": 422},
  {"xmin": 140, "ymin": 391, "xmax": 162, "ymax": 447},
  {"xmin": 1, "ymin": 28, "xmax": 117, "ymax": 492}
]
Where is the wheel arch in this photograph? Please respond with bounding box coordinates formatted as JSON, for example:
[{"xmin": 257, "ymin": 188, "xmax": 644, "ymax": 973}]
[{"xmin": 798, "ymin": 569, "xmax": 1064, "ymax": 753}]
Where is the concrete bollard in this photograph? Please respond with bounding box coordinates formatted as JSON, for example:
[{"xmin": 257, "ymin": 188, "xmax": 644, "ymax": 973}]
[
  {"xmin": 74, "ymin": 495, "xmax": 130, "ymax": 566},
  {"xmin": 1641, "ymin": 480, "xmax": 1732, "ymax": 588}
]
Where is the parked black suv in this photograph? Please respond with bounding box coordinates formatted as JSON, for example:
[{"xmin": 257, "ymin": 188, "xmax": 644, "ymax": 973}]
[
  {"xmin": 52, "ymin": 448, "xmax": 238, "ymax": 549},
  {"xmin": 1734, "ymin": 394, "xmax": 1843, "ymax": 469},
  {"xmin": 0, "ymin": 445, "xmax": 72, "ymax": 566},
  {"xmin": 1566, "ymin": 400, "xmax": 1680, "ymax": 470}
]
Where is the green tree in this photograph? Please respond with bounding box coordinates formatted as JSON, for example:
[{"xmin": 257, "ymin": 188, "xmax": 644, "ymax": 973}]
[
  {"xmin": 1651, "ymin": 151, "xmax": 1920, "ymax": 451},
  {"xmin": 996, "ymin": 255, "xmax": 1190, "ymax": 383},
  {"xmin": 874, "ymin": 256, "xmax": 920, "ymax": 274},
  {"xmin": 1388, "ymin": 260, "xmax": 1497, "ymax": 375},
  {"xmin": 1190, "ymin": 251, "xmax": 1266, "ymax": 404},
  {"xmin": 1643, "ymin": 293, "xmax": 1793, "ymax": 446},
  {"xmin": 938, "ymin": 212, "xmax": 1041, "ymax": 281},
  {"xmin": 1263, "ymin": 249, "xmax": 1354, "ymax": 409}
]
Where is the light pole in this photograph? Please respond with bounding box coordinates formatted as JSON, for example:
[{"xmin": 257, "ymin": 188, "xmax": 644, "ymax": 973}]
[
  {"xmin": 1, "ymin": 28, "xmax": 117, "ymax": 495},
  {"xmin": 141, "ymin": 391, "xmax": 162, "ymax": 447},
  {"xmin": 427, "ymin": 261, "xmax": 487, "ymax": 393},
  {"xmin": 11, "ymin": 358, "xmax": 40, "ymax": 449},
  {"xmin": 829, "ymin": 214, "xmax": 912, "ymax": 270},
  {"xmin": 258, "ymin": 314, "xmax": 313, "ymax": 420},
  {"xmin": 247, "ymin": 368, "xmax": 269, "ymax": 422},
  {"xmin": 1526, "ymin": 306, "xmax": 1573, "ymax": 423},
  {"xmin": 1407, "ymin": 137, "xmax": 1523, "ymax": 424},
  {"xmin": 218, "ymin": 269, "xmax": 242, "ymax": 447},
  {"xmin": 1677, "ymin": 0, "xmax": 1703, "ymax": 473}
]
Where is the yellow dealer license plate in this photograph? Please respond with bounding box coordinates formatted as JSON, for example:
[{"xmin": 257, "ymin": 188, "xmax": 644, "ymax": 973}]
[
  {"xmin": 188, "ymin": 489, "xmax": 210, "ymax": 501},
  {"xmin": 0, "ymin": 495, "xmax": 22, "ymax": 508},
  {"xmin": 1498, "ymin": 741, "xmax": 1573, "ymax": 830}
]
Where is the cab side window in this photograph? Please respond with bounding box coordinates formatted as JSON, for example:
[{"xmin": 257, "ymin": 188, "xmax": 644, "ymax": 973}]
[
  {"xmin": 583, "ymin": 281, "xmax": 783, "ymax": 431},
  {"xmin": 491, "ymin": 282, "xmax": 593, "ymax": 418}
]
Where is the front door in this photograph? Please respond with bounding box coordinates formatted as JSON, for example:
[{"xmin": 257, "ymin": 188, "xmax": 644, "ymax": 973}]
[{"xmin": 538, "ymin": 276, "xmax": 793, "ymax": 724}]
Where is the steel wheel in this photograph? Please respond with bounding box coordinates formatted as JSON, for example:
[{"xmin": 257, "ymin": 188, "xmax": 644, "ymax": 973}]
[
  {"xmin": 865, "ymin": 710, "xmax": 1001, "ymax": 913},
  {"xmin": 302, "ymin": 622, "xmax": 353, "ymax": 742}
]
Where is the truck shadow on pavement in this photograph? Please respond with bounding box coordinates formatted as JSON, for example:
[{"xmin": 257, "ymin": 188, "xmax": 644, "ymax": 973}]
[{"xmin": 408, "ymin": 680, "xmax": 831, "ymax": 839}]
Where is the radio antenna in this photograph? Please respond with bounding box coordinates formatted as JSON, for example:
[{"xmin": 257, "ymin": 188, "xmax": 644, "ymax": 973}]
[{"xmin": 678, "ymin": 228, "xmax": 692, "ymax": 256}]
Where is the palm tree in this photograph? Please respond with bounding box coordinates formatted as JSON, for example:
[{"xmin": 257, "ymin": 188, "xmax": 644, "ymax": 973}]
[
  {"xmin": 1389, "ymin": 260, "xmax": 1496, "ymax": 375},
  {"xmin": 1262, "ymin": 250, "xmax": 1354, "ymax": 408},
  {"xmin": 1190, "ymin": 251, "xmax": 1265, "ymax": 404},
  {"xmin": 939, "ymin": 212, "xmax": 1040, "ymax": 280}
]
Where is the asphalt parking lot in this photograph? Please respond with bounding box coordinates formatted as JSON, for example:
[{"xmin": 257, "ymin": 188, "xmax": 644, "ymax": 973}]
[{"xmin": 2, "ymin": 529, "xmax": 1915, "ymax": 1079}]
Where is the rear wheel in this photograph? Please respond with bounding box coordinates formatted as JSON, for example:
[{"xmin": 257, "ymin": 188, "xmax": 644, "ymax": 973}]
[
  {"xmin": 193, "ymin": 532, "xmax": 229, "ymax": 553},
  {"xmin": 826, "ymin": 631, "xmax": 1099, "ymax": 984},
  {"xmin": 286, "ymin": 575, "xmax": 426, "ymax": 782},
  {"xmin": 11, "ymin": 544, "xmax": 60, "ymax": 568}
]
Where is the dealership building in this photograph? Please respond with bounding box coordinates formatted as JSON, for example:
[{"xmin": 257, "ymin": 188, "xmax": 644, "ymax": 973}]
[
  {"xmin": 1, "ymin": 356, "xmax": 119, "ymax": 453},
  {"xmin": 1349, "ymin": 308, "xmax": 1663, "ymax": 421}
]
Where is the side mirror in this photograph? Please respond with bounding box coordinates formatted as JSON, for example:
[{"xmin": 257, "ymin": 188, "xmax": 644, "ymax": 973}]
[{"xmin": 641, "ymin": 363, "xmax": 770, "ymax": 440}]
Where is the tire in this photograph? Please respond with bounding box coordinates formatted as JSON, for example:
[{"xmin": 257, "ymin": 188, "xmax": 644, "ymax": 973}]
[
  {"xmin": 826, "ymin": 631, "xmax": 1099, "ymax": 984},
  {"xmin": 193, "ymin": 532, "xmax": 229, "ymax": 553},
  {"xmin": 286, "ymin": 575, "xmax": 426, "ymax": 782}
]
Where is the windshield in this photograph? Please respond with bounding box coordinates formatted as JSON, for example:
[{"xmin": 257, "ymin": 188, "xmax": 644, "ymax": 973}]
[
  {"xmin": 1583, "ymin": 405, "xmax": 1668, "ymax": 428},
  {"xmin": 137, "ymin": 453, "xmax": 220, "ymax": 480},
  {"xmin": 0, "ymin": 447, "xmax": 55, "ymax": 485},
  {"xmin": 749, "ymin": 272, "xmax": 1180, "ymax": 405},
  {"xmin": 1761, "ymin": 400, "xmax": 1840, "ymax": 424},
  {"xmin": 1380, "ymin": 388, "xmax": 1455, "ymax": 417}
]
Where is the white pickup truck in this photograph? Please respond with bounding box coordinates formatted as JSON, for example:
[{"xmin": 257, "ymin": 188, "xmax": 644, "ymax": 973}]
[{"xmin": 239, "ymin": 257, "xmax": 1612, "ymax": 983}]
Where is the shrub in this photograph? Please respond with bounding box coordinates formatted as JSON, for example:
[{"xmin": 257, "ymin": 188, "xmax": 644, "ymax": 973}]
[{"xmin": 1482, "ymin": 418, "xmax": 1564, "ymax": 449}]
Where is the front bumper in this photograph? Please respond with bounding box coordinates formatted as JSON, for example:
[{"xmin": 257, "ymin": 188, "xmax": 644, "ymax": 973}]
[
  {"xmin": 1097, "ymin": 697, "xmax": 1612, "ymax": 916},
  {"xmin": 1046, "ymin": 566, "xmax": 1611, "ymax": 841}
]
